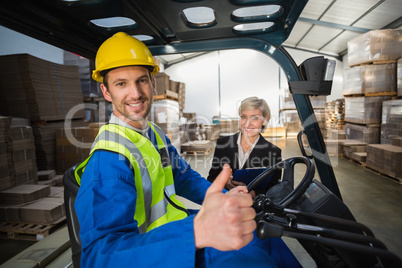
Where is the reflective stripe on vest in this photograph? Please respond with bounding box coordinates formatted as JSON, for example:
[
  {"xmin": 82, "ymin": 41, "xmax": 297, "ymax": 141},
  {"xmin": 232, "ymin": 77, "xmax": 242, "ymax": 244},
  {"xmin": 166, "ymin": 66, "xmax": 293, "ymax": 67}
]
[{"xmin": 75, "ymin": 122, "xmax": 187, "ymax": 233}]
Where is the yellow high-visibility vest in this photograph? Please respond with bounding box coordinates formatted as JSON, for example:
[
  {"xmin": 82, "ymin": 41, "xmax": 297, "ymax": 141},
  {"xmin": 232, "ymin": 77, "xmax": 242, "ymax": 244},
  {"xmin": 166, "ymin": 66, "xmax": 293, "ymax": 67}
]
[{"xmin": 75, "ymin": 122, "xmax": 188, "ymax": 233}]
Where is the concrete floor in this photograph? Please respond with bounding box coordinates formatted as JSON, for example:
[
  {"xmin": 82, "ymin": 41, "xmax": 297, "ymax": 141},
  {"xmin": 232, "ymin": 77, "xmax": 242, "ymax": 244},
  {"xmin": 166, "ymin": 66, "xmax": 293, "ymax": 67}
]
[{"xmin": 1, "ymin": 137, "xmax": 401, "ymax": 267}]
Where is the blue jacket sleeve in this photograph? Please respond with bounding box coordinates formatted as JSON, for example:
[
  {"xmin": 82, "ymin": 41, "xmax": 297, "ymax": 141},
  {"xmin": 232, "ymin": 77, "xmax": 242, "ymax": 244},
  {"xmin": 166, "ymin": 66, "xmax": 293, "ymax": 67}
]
[{"xmin": 75, "ymin": 150, "xmax": 198, "ymax": 267}]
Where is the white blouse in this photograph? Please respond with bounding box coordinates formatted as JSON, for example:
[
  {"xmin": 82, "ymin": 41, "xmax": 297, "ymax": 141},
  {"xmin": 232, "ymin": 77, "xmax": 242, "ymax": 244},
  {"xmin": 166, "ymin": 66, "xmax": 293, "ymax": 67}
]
[{"xmin": 237, "ymin": 133, "xmax": 260, "ymax": 169}]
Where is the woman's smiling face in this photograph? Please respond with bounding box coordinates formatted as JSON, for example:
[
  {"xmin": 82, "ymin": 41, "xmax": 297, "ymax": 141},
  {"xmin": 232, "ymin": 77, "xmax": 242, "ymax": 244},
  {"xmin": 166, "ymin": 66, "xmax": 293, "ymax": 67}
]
[{"xmin": 239, "ymin": 108, "xmax": 267, "ymax": 140}]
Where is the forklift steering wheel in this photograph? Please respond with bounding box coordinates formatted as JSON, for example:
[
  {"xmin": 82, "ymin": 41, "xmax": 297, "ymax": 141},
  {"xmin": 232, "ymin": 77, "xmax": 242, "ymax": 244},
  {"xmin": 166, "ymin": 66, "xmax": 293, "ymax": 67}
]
[{"xmin": 247, "ymin": 156, "xmax": 315, "ymax": 208}]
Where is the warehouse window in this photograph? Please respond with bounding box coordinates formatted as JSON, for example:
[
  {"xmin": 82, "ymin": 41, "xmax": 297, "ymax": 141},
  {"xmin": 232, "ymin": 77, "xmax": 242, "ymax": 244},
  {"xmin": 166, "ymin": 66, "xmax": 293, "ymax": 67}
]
[
  {"xmin": 90, "ymin": 17, "xmax": 137, "ymax": 29},
  {"xmin": 233, "ymin": 22, "xmax": 275, "ymax": 34},
  {"xmin": 231, "ymin": 0, "xmax": 275, "ymax": 4},
  {"xmin": 181, "ymin": 7, "xmax": 217, "ymax": 28},
  {"xmin": 232, "ymin": 5, "xmax": 282, "ymax": 22},
  {"xmin": 134, "ymin": 35, "xmax": 154, "ymax": 44}
]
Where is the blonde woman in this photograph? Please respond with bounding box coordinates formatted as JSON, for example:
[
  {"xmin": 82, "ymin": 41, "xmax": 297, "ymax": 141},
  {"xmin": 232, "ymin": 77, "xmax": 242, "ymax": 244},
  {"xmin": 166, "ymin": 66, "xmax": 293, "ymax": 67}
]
[{"xmin": 208, "ymin": 97, "xmax": 282, "ymax": 195}]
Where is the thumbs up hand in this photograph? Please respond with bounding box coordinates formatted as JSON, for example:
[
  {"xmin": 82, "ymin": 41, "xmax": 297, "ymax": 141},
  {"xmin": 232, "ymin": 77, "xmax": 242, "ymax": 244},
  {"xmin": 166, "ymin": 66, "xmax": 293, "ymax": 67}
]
[{"xmin": 194, "ymin": 164, "xmax": 256, "ymax": 251}]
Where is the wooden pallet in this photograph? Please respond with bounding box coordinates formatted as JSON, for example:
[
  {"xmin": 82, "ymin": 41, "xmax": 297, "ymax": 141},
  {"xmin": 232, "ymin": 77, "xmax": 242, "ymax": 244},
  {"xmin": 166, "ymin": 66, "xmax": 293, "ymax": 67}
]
[
  {"xmin": 363, "ymin": 165, "xmax": 402, "ymax": 185},
  {"xmin": 350, "ymin": 59, "xmax": 398, "ymax": 67},
  {"xmin": 340, "ymin": 155, "xmax": 365, "ymax": 167},
  {"xmin": 0, "ymin": 216, "xmax": 66, "ymax": 241},
  {"xmin": 153, "ymin": 90, "xmax": 179, "ymax": 101},
  {"xmin": 365, "ymin": 91, "xmax": 397, "ymax": 97},
  {"xmin": 343, "ymin": 92, "xmax": 397, "ymax": 98},
  {"xmin": 183, "ymin": 148, "xmax": 213, "ymax": 156}
]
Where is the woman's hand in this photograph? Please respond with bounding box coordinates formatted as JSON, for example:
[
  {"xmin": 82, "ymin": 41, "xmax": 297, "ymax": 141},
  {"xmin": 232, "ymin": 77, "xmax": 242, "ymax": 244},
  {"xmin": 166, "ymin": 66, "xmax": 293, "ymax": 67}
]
[
  {"xmin": 225, "ymin": 178, "xmax": 246, "ymax": 190},
  {"xmin": 226, "ymin": 178, "xmax": 256, "ymax": 198}
]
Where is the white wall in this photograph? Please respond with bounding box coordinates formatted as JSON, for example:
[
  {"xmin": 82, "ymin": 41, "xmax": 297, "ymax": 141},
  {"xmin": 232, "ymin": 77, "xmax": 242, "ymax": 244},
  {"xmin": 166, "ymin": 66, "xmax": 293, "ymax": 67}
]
[
  {"xmin": 0, "ymin": 26, "xmax": 64, "ymax": 64},
  {"xmin": 165, "ymin": 47, "xmax": 344, "ymax": 126}
]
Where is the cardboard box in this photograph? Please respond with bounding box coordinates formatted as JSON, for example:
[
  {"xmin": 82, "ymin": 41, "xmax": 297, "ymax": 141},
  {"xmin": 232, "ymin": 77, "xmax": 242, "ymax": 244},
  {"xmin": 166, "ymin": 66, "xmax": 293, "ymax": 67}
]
[
  {"xmin": 154, "ymin": 72, "xmax": 170, "ymax": 95},
  {"xmin": 203, "ymin": 125, "xmax": 221, "ymax": 140},
  {"xmin": 392, "ymin": 137, "xmax": 402, "ymax": 147},
  {"xmin": 345, "ymin": 123, "xmax": 380, "ymax": 144},
  {"xmin": 348, "ymin": 29, "xmax": 402, "ymax": 66},
  {"xmin": 342, "ymin": 64, "xmax": 397, "ymax": 95},
  {"xmin": 351, "ymin": 152, "xmax": 367, "ymax": 163},
  {"xmin": 398, "ymin": 58, "xmax": 402, "ymax": 96},
  {"xmin": 37, "ymin": 170, "xmax": 56, "ymax": 181},
  {"xmin": 0, "ymin": 54, "xmax": 85, "ymax": 121},
  {"xmin": 342, "ymin": 140, "xmax": 367, "ymax": 158},
  {"xmin": 381, "ymin": 99, "xmax": 402, "ymax": 144},
  {"xmin": 366, "ymin": 144, "xmax": 402, "ymax": 180},
  {"xmin": 0, "ymin": 197, "xmax": 65, "ymax": 224},
  {"xmin": 345, "ymin": 96, "xmax": 391, "ymax": 125},
  {"xmin": 0, "ymin": 184, "xmax": 50, "ymax": 204}
]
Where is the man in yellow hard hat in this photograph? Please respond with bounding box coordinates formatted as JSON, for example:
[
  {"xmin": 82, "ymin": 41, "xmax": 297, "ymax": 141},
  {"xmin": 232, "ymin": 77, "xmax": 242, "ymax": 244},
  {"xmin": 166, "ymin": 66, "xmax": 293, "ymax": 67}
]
[{"xmin": 74, "ymin": 32, "xmax": 300, "ymax": 267}]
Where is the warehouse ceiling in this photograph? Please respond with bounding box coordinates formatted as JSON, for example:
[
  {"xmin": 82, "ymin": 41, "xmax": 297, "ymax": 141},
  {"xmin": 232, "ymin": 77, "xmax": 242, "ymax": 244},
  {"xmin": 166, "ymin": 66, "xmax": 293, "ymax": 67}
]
[
  {"xmin": 0, "ymin": 0, "xmax": 401, "ymax": 65},
  {"xmin": 284, "ymin": 0, "xmax": 402, "ymax": 57},
  {"xmin": 160, "ymin": 0, "xmax": 402, "ymax": 66}
]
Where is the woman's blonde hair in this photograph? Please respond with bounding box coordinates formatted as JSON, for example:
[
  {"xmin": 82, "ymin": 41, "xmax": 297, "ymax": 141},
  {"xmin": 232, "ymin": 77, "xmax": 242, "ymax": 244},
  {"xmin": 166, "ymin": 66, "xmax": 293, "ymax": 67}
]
[{"xmin": 238, "ymin": 97, "xmax": 271, "ymax": 129}]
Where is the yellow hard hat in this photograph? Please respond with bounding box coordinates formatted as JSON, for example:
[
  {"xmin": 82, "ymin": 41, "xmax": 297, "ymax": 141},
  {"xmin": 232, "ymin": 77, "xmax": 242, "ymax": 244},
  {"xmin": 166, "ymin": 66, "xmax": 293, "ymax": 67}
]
[{"xmin": 92, "ymin": 32, "xmax": 159, "ymax": 82}]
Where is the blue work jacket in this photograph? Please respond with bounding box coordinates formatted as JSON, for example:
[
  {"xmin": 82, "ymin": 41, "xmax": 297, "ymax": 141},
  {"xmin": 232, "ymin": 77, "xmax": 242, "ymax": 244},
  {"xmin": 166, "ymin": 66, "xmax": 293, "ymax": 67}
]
[{"xmin": 75, "ymin": 125, "xmax": 300, "ymax": 267}]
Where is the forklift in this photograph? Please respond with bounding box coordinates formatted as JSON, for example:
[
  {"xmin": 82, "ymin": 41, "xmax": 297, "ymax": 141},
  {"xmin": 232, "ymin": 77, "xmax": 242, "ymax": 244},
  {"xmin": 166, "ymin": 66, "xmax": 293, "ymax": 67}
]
[{"xmin": 0, "ymin": 0, "xmax": 401, "ymax": 267}]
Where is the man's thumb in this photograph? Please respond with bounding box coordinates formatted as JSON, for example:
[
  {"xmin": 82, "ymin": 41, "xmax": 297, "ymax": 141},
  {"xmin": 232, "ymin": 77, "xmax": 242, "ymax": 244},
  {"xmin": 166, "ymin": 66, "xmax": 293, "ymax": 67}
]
[{"xmin": 207, "ymin": 164, "xmax": 231, "ymax": 194}]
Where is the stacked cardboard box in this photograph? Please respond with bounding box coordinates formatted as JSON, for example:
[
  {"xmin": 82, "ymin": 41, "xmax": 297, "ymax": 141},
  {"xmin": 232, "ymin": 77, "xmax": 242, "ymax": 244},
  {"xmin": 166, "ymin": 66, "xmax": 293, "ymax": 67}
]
[
  {"xmin": 281, "ymin": 88, "xmax": 327, "ymax": 109},
  {"xmin": 398, "ymin": 58, "xmax": 402, "ymax": 97},
  {"xmin": 342, "ymin": 63, "xmax": 397, "ymax": 96},
  {"xmin": 392, "ymin": 137, "xmax": 402, "ymax": 147},
  {"xmin": 0, "ymin": 184, "xmax": 65, "ymax": 224},
  {"xmin": 33, "ymin": 120, "xmax": 89, "ymax": 171},
  {"xmin": 366, "ymin": 144, "xmax": 402, "ymax": 181},
  {"xmin": 325, "ymin": 139, "xmax": 368, "ymax": 158},
  {"xmin": 149, "ymin": 99, "xmax": 181, "ymax": 151},
  {"xmin": 347, "ymin": 29, "xmax": 402, "ymax": 66},
  {"xmin": 280, "ymin": 110, "xmax": 302, "ymax": 137},
  {"xmin": 0, "ymin": 116, "xmax": 12, "ymax": 191},
  {"xmin": 345, "ymin": 123, "xmax": 380, "ymax": 144},
  {"xmin": 343, "ymin": 29, "xmax": 401, "ymax": 148},
  {"xmin": 381, "ymin": 99, "xmax": 402, "ymax": 144},
  {"xmin": 56, "ymin": 125, "xmax": 100, "ymax": 174},
  {"xmin": 344, "ymin": 96, "xmax": 392, "ymax": 125},
  {"xmin": 325, "ymin": 139, "xmax": 345, "ymax": 156},
  {"xmin": 37, "ymin": 170, "xmax": 63, "ymax": 186},
  {"xmin": 64, "ymin": 51, "xmax": 100, "ymax": 97},
  {"xmin": 0, "ymin": 184, "xmax": 50, "ymax": 204},
  {"xmin": 0, "ymin": 54, "xmax": 85, "ymax": 122},
  {"xmin": 217, "ymin": 119, "xmax": 240, "ymax": 136},
  {"xmin": 203, "ymin": 125, "xmax": 221, "ymax": 140},
  {"xmin": 7, "ymin": 126, "xmax": 38, "ymax": 186},
  {"xmin": 155, "ymin": 72, "xmax": 170, "ymax": 95},
  {"xmin": 342, "ymin": 140, "xmax": 367, "ymax": 163}
]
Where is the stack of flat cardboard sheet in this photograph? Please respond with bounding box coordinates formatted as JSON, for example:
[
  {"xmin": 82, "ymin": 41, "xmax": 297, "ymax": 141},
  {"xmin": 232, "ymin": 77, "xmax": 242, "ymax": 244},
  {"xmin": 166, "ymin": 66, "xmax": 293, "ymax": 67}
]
[
  {"xmin": 7, "ymin": 125, "xmax": 38, "ymax": 186},
  {"xmin": 0, "ymin": 116, "xmax": 12, "ymax": 191},
  {"xmin": 0, "ymin": 54, "xmax": 85, "ymax": 122}
]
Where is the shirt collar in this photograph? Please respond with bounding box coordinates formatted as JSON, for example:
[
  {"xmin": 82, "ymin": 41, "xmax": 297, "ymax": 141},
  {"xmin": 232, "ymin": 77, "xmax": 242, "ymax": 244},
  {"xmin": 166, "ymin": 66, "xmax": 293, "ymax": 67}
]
[{"xmin": 110, "ymin": 114, "xmax": 150, "ymax": 138}]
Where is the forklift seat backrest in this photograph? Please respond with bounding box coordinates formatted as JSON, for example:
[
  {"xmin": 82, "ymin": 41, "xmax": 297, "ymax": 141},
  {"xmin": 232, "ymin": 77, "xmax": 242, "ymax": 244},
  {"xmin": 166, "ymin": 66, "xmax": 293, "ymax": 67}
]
[{"xmin": 63, "ymin": 164, "xmax": 81, "ymax": 268}]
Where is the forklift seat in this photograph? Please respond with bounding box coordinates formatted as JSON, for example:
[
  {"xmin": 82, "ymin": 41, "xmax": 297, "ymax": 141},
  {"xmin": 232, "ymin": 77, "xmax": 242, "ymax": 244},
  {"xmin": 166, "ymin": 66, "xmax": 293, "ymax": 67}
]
[{"xmin": 63, "ymin": 164, "xmax": 81, "ymax": 268}]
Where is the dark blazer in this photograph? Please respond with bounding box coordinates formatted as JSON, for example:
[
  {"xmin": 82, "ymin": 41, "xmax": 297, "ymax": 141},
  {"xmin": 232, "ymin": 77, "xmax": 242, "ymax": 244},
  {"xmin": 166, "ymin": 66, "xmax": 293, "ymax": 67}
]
[{"xmin": 207, "ymin": 132, "xmax": 282, "ymax": 194}]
